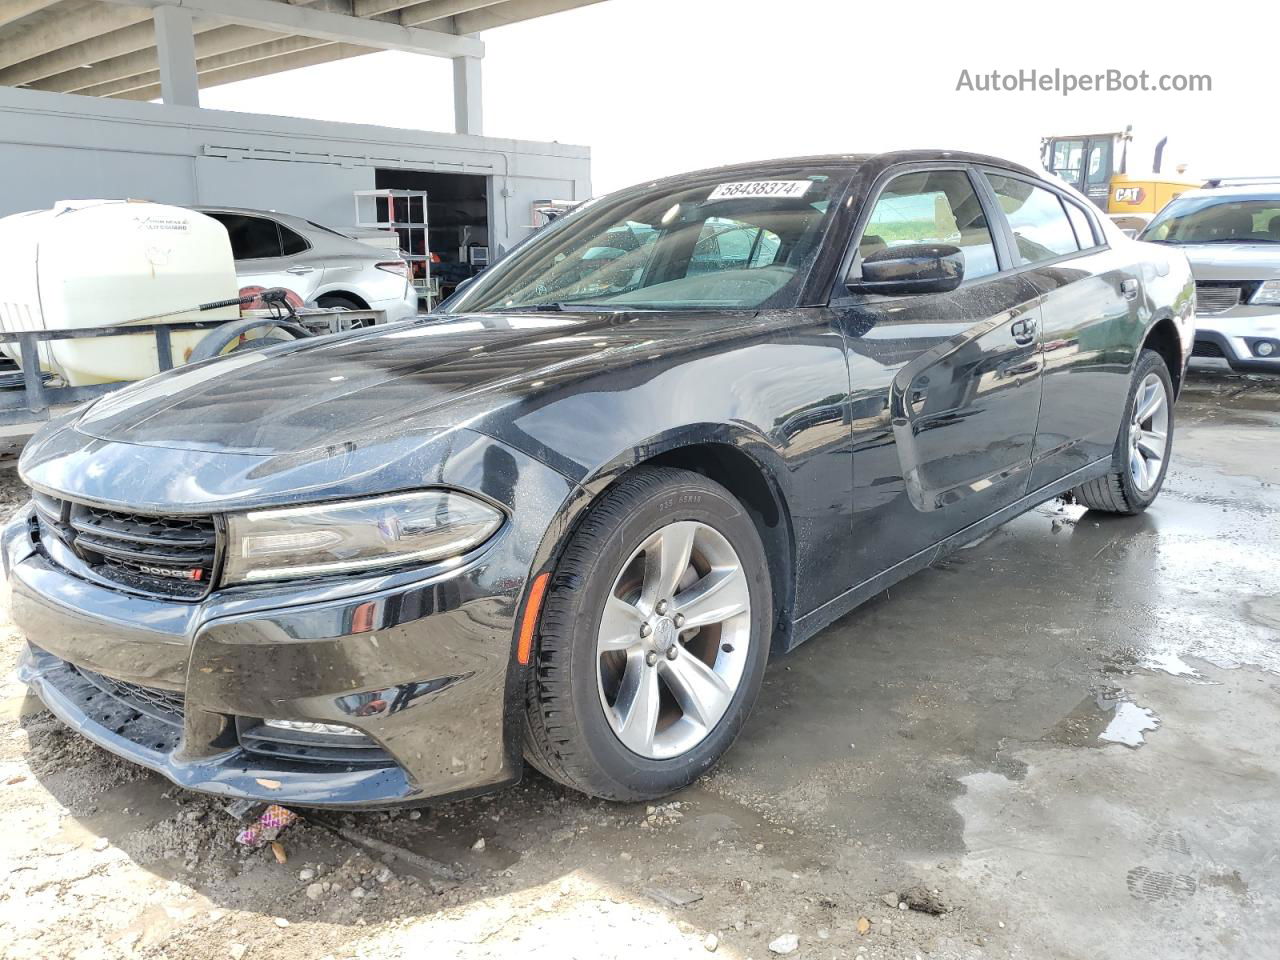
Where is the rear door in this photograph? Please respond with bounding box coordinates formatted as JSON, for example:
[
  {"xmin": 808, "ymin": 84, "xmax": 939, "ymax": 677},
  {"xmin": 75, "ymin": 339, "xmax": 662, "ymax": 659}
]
[
  {"xmin": 979, "ymin": 170, "xmax": 1140, "ymax": 488},
  {"xmin": 834, "ymin": 165, "xmax": 1045, "ymax": 585}
]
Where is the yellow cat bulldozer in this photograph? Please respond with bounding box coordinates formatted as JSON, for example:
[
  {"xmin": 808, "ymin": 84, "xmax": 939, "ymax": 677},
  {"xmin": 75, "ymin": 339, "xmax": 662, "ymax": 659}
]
[{"xmin": 1041, "ymin": 127, "xmax": 1199, "ymax": 233}]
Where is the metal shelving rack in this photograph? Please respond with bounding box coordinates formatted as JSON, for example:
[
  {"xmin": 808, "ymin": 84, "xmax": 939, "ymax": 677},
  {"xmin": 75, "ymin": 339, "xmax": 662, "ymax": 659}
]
[{"xmin": 354, "ymin": 189, "xmax": 431, "ymax": 305}]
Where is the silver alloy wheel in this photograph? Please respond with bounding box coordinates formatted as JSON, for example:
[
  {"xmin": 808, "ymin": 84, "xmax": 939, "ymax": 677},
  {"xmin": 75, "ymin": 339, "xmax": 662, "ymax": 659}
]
[
  {"xmin": 1129, "ymin": 372, "xmax": 1170, "ymax": 492},
  {"xmin": 596, "ymin": 520, "xmax": 752, "ymax": 760}
]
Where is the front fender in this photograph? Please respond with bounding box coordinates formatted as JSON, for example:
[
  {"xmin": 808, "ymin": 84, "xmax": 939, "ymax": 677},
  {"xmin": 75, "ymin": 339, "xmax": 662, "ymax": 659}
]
[
  {"xmin": 518, "ymin": 422, "xmax": 788, "ymax": 581},
  {"xmin": 1138, "ymin": 246, "xmax": 1196, "ymax": 374}
]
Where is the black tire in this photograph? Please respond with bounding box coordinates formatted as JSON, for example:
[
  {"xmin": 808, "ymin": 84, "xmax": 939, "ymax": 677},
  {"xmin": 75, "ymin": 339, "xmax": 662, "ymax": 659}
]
[
  {"xmin": 315, "ymin": 294, "xmax": 365, "ymax": 311},
  {"xmin": 523, "ymin": 466, "xmax": 772, "ymax": 801},
  {"xmin": 1072, "ymin": 348, "xmax": 1174, "ymax": 515},
  {"xmin": 316, "ymin": 294, "xmax": 376, "ymax": 329}
]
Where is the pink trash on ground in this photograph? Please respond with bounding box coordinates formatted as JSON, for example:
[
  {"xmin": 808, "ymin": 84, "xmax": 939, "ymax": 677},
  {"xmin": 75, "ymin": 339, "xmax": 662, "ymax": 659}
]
[{"xmin": 235, "ymin": 804, "xmax": 300, "ymax": 848}]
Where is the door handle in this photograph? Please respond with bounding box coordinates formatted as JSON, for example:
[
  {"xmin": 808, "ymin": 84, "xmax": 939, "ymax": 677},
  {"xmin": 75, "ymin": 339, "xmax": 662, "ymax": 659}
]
[
  {"xmin": 1120, "ymin": 278, "xmax": 1139, "ymax": 301},
  {"xmin": 1011, "ymin": 315, "xmax": 1038, "ymax": 346},
  {"xmin": 286, "ymin": 265, "xmax": 315, "ymax": 275}
]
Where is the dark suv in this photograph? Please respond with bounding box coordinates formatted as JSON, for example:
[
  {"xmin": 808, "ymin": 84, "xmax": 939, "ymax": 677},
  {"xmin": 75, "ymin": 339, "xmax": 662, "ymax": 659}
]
[{"xmin": 8, "ymin": 151, "xmax": 1194, "ymax": 807}]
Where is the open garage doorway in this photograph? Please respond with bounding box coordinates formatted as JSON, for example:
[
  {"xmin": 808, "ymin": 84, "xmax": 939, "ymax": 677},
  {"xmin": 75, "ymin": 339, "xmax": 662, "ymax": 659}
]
[{"xmin": 375, "ymin": 170, "xmax": 490, "ymax": 302}]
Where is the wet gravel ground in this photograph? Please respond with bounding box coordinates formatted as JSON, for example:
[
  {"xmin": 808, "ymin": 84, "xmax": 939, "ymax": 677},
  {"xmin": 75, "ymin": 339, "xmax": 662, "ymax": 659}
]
[{"xmin": 1, "ymin": 369, "xmax": 1278, "ymax": 960}]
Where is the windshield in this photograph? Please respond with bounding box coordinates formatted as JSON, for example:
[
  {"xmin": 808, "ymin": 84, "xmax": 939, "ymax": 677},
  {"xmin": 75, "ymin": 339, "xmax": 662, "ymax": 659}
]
[
  {"xmin": 1141, "ymin": 195, "xmax": 1280, "ymax": 244},
  {"xmin": 444, "ymin": 167, "xmax": 853, "ymax": 312}
]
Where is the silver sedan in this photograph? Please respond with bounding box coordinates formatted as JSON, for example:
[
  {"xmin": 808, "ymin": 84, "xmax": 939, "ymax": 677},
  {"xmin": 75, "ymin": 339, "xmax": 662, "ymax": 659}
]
[{"xmin": 197, "ymin": 206, "xmax": 419, "ymax": 323}]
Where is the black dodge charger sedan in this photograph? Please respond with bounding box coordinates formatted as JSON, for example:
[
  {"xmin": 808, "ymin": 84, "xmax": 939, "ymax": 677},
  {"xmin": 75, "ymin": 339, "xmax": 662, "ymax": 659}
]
[{"xmin": 7, "ymin": 151, "xmax": 1194, "ymax": 806}]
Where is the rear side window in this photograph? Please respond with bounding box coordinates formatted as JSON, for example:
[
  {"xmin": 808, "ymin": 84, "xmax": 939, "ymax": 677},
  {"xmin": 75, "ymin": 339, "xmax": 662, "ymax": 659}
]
[
  {"xmin": 1064, "ymin": 201, "xmax": 1098, "ymax": 249},
  {"xmin": 280, "ymin": 225, "xmax": 309, "ymax": 256},
  {"xmin": 986, "ymin": 175, "xmax": 1080, "ymax": 264},
  {"xmin": 857, "ymin": 170, "xmax": 998, "ymax": 281},
  {"xmin": 210, "ymin": 213, "xmax": 282, "ymax": 260}
]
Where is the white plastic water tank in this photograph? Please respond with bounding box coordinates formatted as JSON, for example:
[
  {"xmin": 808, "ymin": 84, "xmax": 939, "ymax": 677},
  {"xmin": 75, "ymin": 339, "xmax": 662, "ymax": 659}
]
[{"xmin": 0, "ymin": 200, "xmax": 241, "ymax": 386}]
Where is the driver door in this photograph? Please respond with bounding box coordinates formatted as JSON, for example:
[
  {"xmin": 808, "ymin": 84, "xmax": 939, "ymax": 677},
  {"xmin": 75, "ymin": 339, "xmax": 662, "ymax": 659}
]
[{"xmin": 835, "ymin": 165, "xmax": 1045, "ymax": 585}]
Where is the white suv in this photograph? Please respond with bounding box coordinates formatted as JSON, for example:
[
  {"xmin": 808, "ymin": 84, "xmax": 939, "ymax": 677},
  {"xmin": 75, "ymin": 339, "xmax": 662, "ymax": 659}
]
[
  {"xmin": 198, "ymin": 207, "xmax": 419, "ymax": 324},
  {"xmin": 1140, "ymin": 181, "xmax": 1280, "ymax": 373}
]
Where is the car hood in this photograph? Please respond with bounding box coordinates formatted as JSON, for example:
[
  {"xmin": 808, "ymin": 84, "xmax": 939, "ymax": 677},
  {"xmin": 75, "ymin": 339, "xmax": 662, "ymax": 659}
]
[
  {"xmin": 71, "ymin": 311, "xmax": 746, "ymax": 456},
  {"xmin": 1175, "ymin": 242, "xmax": 1280, "ymax": 281}
]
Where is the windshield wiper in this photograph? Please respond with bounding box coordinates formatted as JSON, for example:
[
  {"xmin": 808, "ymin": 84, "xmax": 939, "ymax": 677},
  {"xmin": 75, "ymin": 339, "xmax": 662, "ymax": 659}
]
[
  {"xmin": 491, "ymin": 301, "xmax": 638, "ymax": 313},
  {"xmin": 553, "ymin": 302, "xmax": 642, "ymax": 312},
  {"xmin": 487, "ymin": 302, "xmax": 566, "ymax": 312},
  {"xmin": 1184, "ymin": 237, "xmax": 1280, "ymax": 244}
]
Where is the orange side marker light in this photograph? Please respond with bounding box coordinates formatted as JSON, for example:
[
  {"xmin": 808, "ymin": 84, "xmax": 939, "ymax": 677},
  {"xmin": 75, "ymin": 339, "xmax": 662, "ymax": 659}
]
[{"xmin": 516, "ymin": 572, "xmax": 550, "ymax": 665}]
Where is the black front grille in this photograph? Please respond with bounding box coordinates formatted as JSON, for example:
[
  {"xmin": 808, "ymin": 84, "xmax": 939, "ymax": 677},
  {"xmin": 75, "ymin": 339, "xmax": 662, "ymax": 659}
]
[
  {"xmin": 75, "ymin": 667, "xmax": 185, "ymax": 727},
  {"xmin": 1192, "ymin": 340, "xmax": 1225, "ymax": 358},
  {"xmin": 237, "ymin": 719, "xmax": 395, "ymax": 768},
  {"xmin": 33, "ymin": 492, "xmax": 218, "ymax": 599}
]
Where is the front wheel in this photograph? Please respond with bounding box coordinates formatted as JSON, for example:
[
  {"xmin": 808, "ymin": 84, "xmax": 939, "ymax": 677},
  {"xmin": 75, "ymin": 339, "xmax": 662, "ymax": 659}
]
[
  {"xmin": 523, "ymin": 467, "xmax": 772, "ymax": 801},
  {"xmin": 1071, "ymin": 347, "xmax": 1174, "ymax": 514}
]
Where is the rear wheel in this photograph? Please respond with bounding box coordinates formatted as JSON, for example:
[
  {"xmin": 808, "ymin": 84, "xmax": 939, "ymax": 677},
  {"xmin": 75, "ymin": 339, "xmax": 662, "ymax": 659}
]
[
  {"xmin": 315, "ymin": 293, "xmax": 365, "ymax": 311},
  {"xmin": 316, "ymin": 294, "xmax": 375, "ymax": 328},
  {"xmin": 523, "ymin": 467, "xmax": 772, "ymax": 801},
  {"xmin": 1072, "ymin": 347, "xmax": 1174, "ymax": 514}
]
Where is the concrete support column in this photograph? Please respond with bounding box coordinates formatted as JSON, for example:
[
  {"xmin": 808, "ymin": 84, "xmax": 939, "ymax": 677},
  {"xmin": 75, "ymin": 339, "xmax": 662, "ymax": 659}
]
[
  {"xmin": 452, "ymin": 53, "xmax": 482, "ymax": 136},
  {"xmin": 153, "ymin": 4, "xmax": 199, "ymax": 107}
]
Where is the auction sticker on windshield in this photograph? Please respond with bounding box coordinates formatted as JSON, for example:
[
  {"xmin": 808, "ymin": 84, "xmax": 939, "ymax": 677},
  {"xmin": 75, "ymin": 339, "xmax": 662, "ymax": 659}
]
[{"xmin": 707, "ymin": 180, "xmax": 813, "ymax": 201}]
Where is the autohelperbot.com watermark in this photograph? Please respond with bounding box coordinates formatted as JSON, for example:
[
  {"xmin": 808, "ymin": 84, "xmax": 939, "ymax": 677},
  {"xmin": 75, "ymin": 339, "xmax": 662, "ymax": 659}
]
[{"xmin": 955, "ymin": 68, "xmax": 1212, "ymax": 96}]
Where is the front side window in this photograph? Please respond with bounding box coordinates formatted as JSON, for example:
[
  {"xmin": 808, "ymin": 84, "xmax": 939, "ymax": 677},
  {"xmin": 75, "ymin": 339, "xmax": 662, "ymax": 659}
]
[
  {"xmin": 855, "ymin": 170, "xmax": 998, "ymax": 281},
  {"xmin": 1141, "ymin": 196, "xmax": 1280, "ymax": 245},
  {"xmin": 211, "ymin": 213, "xmax": 282, "ymax": 261},
  {"xmin": 986, "ymin": 176, "xmax": 1080, "ymax": 264},
  {"xmin": 444, "ymin": 168, "xmax": 852, "ymax": 312}
]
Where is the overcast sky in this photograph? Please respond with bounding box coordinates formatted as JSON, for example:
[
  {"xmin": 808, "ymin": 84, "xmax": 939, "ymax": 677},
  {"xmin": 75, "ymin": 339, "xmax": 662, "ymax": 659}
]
[{"xmin": 200, "ymin": 0, "xmax": 1276, "ymax": 195}]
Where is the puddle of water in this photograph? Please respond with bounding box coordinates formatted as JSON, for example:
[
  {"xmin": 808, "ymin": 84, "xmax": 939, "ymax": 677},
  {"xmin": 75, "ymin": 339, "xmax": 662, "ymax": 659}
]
[
  {"xmin": 1044, "ymin": 690, "xmax": 1162, "ymax": 750},
  {"xmin": 1099, "ymin": 701, "xmax": 1160, "ymax": 748},
  {"xmin": 1141, "ymin": 651, "xmax": 1204, "ymax": 679}
]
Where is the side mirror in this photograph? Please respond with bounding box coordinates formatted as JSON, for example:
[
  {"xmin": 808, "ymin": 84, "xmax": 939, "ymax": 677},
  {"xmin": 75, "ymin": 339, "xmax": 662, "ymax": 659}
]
[{"xmin": 850, "ymin": 243, "xmax": 965, "ymax": 296}]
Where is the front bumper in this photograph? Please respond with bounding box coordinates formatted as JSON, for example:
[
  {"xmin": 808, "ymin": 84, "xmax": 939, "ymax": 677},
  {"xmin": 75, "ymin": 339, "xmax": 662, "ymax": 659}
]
[
  {"xmin": 6, "ymin": 510, "xmax": 519, "ymax": 807},
  {"xmin": 18, "ymin": 643, "xmax": 421, "ymax": 806},
  {"xmin": 1194, "ymin": 309, "xmax": 1280, "ymax": 373},
  {"xmin": 5, "ymin": 429, "xmax": 578, "ymax": 808}
]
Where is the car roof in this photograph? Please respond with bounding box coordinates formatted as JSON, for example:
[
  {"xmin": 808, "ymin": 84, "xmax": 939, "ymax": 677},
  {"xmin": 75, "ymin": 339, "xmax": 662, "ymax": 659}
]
[
  {"xmin": 633, "ymin": 149, "xmax": 1043, "ymax": 191},
  {"xmin": 197, "ymin": 204, "xmax": 306, "ymax": 221},
  {"xmin": 1173, "ymin": 184, "xmax": 1280, "ymax": 202},
  {"xmin": 194, "ymin": 205, "xmax": 381, "ymax": 247}
]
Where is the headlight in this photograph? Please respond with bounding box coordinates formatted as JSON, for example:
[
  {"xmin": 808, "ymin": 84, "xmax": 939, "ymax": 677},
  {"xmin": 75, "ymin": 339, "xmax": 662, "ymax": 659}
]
[
  {"xmin": 1250, "ymin": 280, "xmax": 1280, "ymax": 305},
  {"xmin": 223, "ymin": 490, "xmax": 503, "ymax": 585}
]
